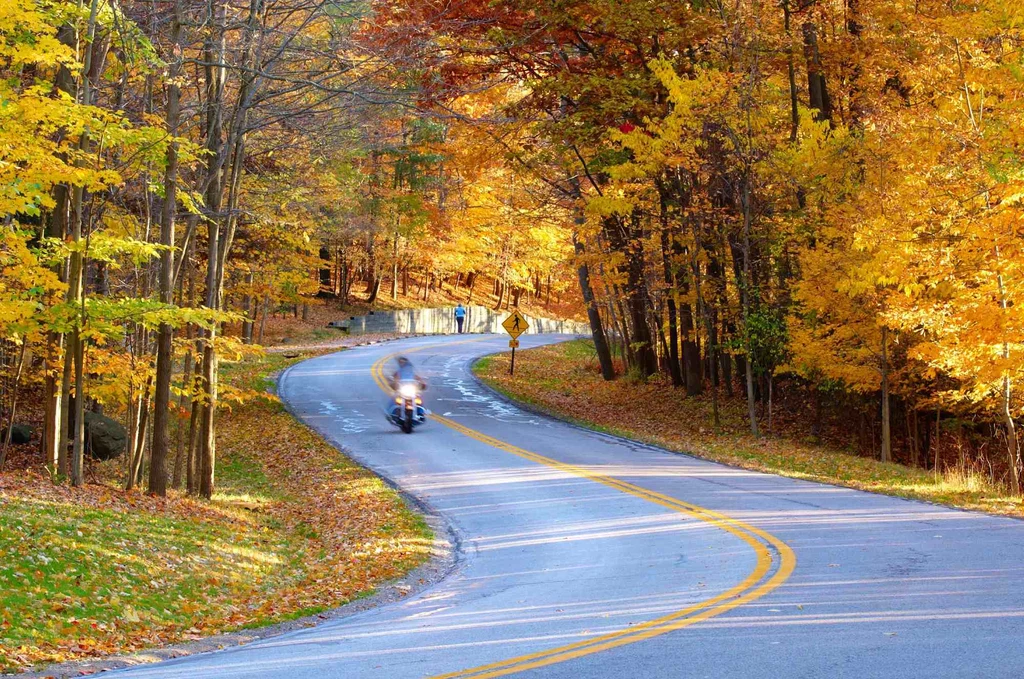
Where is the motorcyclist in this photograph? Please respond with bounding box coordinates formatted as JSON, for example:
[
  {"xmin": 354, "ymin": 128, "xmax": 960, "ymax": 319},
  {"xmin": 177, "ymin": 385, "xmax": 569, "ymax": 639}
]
[
  {"xmin": 388, "ymin": 356, "xmax": 427, "ymax": 429},
  {"xmin": 390, "ymin": 356, "xmax": 426, "ymax": 391}
]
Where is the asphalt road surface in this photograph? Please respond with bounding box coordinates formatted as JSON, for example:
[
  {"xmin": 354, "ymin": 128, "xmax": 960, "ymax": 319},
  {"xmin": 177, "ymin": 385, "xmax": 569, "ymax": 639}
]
[{"xmin": 114, "ymin": 334, "xmax": 1024, "ymax": 678}]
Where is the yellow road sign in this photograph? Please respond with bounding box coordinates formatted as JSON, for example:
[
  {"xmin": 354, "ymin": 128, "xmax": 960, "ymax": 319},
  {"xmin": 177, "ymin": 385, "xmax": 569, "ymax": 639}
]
[
  {"xmin": 509, "ymin": 338, "xmax": 520, "ymax": 348},
  {"xmin": 502, "ymin": 310, "xmax": 529, "ymax": 339}
]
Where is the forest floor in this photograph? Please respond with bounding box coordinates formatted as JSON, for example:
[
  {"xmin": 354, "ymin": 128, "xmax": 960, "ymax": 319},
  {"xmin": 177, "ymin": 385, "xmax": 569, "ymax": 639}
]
[
  {"xmin": 0, "ymin": 350, "xmax": 430, "ymax": 673},
  {"xmin": 474, "ymin": 340, "xmax": 1024, "ymax": 520}
]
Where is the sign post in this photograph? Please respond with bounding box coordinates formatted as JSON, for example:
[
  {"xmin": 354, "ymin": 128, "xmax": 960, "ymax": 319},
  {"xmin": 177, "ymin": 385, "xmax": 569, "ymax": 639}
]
[{"xmin": 502, "ymin": 310, "xmax": 529, "ymax": 376}]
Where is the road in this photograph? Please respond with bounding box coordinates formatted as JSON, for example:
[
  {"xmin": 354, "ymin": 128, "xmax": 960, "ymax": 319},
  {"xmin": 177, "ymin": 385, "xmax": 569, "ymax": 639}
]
[{"xmin": 115, "ymin": 334, "xmax": 1024, "ymax": 678}]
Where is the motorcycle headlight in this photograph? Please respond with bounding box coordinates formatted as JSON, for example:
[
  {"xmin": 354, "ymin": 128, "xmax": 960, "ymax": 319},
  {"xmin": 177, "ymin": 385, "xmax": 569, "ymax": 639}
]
[{"xmin": 399, "ymin": 384, "xmax": 417, "ymax": 399}]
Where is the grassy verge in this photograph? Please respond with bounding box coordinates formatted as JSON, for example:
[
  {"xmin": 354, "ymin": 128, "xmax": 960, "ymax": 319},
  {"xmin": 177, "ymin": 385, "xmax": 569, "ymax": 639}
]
[
  {"xmin": 475, "ymin": 340, "xmax": 1024, "ymax": 518},
  {"xmin": 0, "ymin": 351, "xmax": 430, "ymax": 672}
]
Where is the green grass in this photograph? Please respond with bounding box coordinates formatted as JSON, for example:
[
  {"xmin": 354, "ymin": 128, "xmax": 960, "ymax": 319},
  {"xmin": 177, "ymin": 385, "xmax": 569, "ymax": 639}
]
[
  {"xmin": 0, "ymin": 495, "xmax": 294, "ymax": 658},
  {"xmin": 1, "ymin": 349, "xmax": 430, "ymax": 671},
  {"xmin": 216, "ymin": 449, "xmax": 283, "ymax": 506}
]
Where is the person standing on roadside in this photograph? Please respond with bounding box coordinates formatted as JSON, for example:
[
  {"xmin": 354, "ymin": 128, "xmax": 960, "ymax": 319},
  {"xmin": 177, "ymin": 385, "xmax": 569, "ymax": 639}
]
[{"xmin": 454, "ymin": 303, "xmax": 467, "ymax": 333}]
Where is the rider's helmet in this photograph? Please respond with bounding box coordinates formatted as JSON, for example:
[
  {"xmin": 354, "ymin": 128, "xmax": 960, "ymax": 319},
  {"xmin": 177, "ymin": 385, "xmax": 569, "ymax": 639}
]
[{"xmin": 396, "ymin": 356, "xmax": 410, "ymax": 367}]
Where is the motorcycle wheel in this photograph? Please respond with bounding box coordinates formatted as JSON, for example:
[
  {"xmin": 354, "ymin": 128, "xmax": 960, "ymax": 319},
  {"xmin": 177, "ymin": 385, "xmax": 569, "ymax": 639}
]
[{"xmin": 403, "ymin": 409, "xmax": 413, "ymax": 433}]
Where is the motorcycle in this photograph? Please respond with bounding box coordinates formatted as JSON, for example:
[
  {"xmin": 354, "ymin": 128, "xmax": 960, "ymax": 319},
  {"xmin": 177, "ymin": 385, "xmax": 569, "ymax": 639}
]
[{"xmin": 389, "ymin": 380, "xmax": 427, "ymax": 433}]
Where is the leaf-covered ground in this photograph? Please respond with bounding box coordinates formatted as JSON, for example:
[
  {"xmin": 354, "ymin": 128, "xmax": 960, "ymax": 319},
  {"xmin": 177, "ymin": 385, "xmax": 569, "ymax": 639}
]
[
  {"xmin": 0, "ymin": 351, "xmax": 430, "ymax": 672},
  {"xmin": 475, "ymin": 340, "xmax": 1024, "ymax": 518}
]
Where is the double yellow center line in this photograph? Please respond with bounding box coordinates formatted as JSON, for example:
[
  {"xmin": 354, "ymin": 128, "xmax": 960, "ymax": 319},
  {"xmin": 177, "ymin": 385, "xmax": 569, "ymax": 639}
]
[{"xmin": 368, "ymin": 339, "xmax": 796, "ymax": 679}]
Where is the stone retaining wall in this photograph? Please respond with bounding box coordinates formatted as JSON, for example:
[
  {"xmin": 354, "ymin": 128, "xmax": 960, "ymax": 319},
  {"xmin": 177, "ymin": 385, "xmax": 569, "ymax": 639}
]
[{"xmin": 332, "ymin": 305, "xmax": 589, "ymax": 336}]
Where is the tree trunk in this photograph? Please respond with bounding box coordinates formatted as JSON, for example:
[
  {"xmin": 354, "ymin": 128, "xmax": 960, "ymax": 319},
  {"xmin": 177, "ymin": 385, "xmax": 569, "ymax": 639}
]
[
  {"xmin": 58, "ymin": 337, "xmax": 72, "ymax": 477},
  {"xmin": 149, "ymin": 4, "xmax": 183, "ymax": 496},
  {"xmin": 613, "ymin": 288, "xmax": 636, "ymax": 369},
  {"xmin": 783, "ymin": 0, "xmax": 800, "ymax": 141},
  {"xmin": 704, "ymin": 307, "xmax": 720, "ymax": 432},
  {"xmin": 494, "ymin": 279, "xmax": 504, "ymax": 310},
  {"xmin": 605, "ymin": 216, "xmax": 657, "ymax": 377},
  {"xmin": 128, "ymin": 376, "xmax": 153, "ymax": 489},
  {"xmin": 63, "ymin": 0, "xmax": 102, "ymax": 487},
  {"xmin": 367, "ymin": 274, "xmax": 381, "ymax": 304},
  {"xmin": 845, "ymin": 0, "xmax": 865, "ymax": 127},
  {"xmin": 193, "ymin": 0, "xmax": 229, "ymax": 501},
  {"xmin": 0, "ymin": 343, "xmax": 28, "ymax": 469},
  {"xmin": 709, "ymin": 310, "xmax": 721, "ymax": 391},
  {"xmin": 660, "ymin": 220, "xmax": 683, "ymax": 388},
  {"xmin": 257, "ymin": 296, "xmax": 268, "ymax": 344},
  {"xmin": 628, "ymin": 264, "xmax": 658, "ymax": 376},
  {"xmin": 996, "ymin": 254, "xmax": 1020, "ymax": 493},
  {"xmin": 391, "ymin": 234, "xmax": 399, "ymax": 300},
  {"xmin": 41, "ymin": 339, "xmax": 63, "ymax": 472},
  {"xmin": 318, "ymin": 246, "xmax": 332, "ymax": 292},
  {"xmin": 811, "ymin": 385, "xmax": 823, "ymax": 442},
  {"xmin": 185, "ymin": 366, "xmax": 202, "ymax": 494},
  {"xmin": 342, "ymin": 257, "xmax": 351, "ymax": 303},
  {"xmin": 332, "ymin": 246, "xmax": 340, "ymax": 296},
  {"xmin": 571, "ymin": 230, "xmax": 614, "ymax": 380},
  {"xmin": 1005, "ymin": 381, "xmax": 1019, "ymax": 495},
  {"xmin": 44, "ymin": 23, "xmax": 75, "ymax": 476},
  {"xmin": 802, "ymin": 19, "xmax": 832, "ymax": 122},
  {"xmin": 198, "ymin": 343, "xmax": 216, "ymax": 499},
  {"xmin": 125, "ymin": 389, "xmax": 139, "ymax": 490},
  {"xmin": 907, "ymin": 407, "xmax": 919, "ymax": 468},
  {"xmin": 880, "ymin": 326, "xmax": 892, "ymax": 463},
  {"xmin": 70, "ymin": 294, "xmax": 86, "ymax": 487},
  {"xmin": 171, "ymin": 342, "xmax": 194, "ymax": 489},
  {"xmin": 654, "ymin": 313, "xmax": 670, "ymax": 375},
  {"xmin": 681, "ymin": 304, "xmax": 702, "ymax": 396},
  {"xmin": 688, "ymin": 216, "xmax": 719, "ymax": 429},
  {"xmin": 241, "ymin": 271, "xmax": 254, "ymax": 343},
  {"xmin": 739, "ymin": 176, "xmax": 759, "ymax": 438}
]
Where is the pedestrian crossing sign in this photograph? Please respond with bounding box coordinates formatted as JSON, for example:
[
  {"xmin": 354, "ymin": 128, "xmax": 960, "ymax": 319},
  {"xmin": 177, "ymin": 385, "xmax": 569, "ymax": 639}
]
[{"xmin": 502, "ymin": 310, "xmax": 529, "ymax": 339}]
